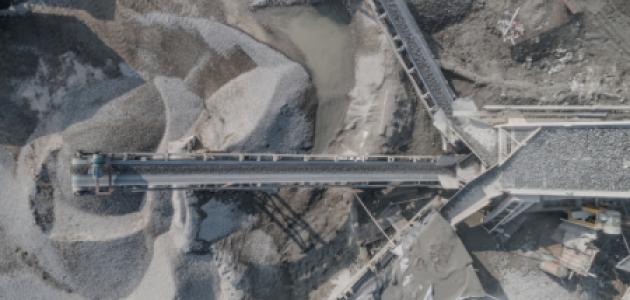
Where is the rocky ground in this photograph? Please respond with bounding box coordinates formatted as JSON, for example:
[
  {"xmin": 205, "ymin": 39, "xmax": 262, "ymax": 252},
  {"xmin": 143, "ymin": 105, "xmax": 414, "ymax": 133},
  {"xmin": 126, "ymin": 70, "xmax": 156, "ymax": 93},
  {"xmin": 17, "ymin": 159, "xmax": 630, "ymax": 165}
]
[
  {"xmin": 1, "ymin": 0, "xmax": 629, "ymax": 299},
  {"xmin": 434, "ymin": 0, "xmax": 630, "ymax": 107},
  {"xmin": 459, "ymin": 212, "xmax": 630, "ymax": 300}
]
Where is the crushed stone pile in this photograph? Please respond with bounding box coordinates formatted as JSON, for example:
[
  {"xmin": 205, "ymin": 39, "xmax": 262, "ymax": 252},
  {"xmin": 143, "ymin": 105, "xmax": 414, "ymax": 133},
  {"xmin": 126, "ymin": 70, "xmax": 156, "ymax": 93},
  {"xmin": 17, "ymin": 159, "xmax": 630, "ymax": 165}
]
[{"xmin": 0, "ymin": 1, "xmax": 318, "ymax": 298}]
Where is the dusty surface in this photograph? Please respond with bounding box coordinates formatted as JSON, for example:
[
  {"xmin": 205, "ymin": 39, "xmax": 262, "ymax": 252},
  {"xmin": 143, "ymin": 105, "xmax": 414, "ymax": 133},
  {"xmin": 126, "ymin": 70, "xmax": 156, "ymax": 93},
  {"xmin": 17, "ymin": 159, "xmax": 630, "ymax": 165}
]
[
  {"xmin": 0, "ymin": 0, "xmax": 442, "ymax": 299},
  {"xmin": 2, "ymin": 0, "xmax": 630, "ymax": 299}
]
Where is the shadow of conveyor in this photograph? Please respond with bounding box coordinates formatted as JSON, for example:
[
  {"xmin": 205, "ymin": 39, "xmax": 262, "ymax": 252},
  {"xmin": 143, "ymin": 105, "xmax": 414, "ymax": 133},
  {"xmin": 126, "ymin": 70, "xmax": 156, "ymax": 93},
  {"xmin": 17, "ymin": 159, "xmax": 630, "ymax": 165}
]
[
  {"xmin": 455, "ymin": 222, "xmax": 510, "ymax": 299},
  {"xmin": 457, "ymin": 212, "xmax": 565, "ymax": 253},
  {"xmin": 245, "ymin": 192, "xmax": 358, "ymax": 299},
  {"xmin": 470, "ymin": 253, "xmax": 507, "ymax": 299},
  {"xmin": 242, "ymin": 216, "xmax": 358, "ymax": 300},
  {"xmin": 200, "ymin": 189, "xmax": 358, "ymax": 299},
  {"xmin": 252, "ymin": 191, "xmax": 326, "ymax": 252}
]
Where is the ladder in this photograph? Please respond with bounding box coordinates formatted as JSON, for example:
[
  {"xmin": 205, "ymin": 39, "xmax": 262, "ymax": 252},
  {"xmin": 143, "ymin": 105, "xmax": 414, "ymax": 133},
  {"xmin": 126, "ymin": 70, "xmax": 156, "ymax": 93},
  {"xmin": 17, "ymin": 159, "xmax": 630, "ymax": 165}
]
[{"xmin": 483, "ymin": 196, "xmax": 535, "ymax": 234}]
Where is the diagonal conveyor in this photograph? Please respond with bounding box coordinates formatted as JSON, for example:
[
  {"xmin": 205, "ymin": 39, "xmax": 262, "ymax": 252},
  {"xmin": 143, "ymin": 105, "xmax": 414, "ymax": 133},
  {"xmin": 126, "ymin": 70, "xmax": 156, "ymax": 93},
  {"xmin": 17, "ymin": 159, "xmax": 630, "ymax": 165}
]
[{"xmin": 370, "ymin": 0, "xmax": 498, "ymax": 166}]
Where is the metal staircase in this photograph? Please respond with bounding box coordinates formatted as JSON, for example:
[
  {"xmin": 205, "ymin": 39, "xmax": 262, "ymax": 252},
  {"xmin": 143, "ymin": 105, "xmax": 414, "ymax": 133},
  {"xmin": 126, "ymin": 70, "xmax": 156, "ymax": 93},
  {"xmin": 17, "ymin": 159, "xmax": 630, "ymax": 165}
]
[{"xmin": 482, "ymin": 196, "xmax": 536, "ymax": 235}]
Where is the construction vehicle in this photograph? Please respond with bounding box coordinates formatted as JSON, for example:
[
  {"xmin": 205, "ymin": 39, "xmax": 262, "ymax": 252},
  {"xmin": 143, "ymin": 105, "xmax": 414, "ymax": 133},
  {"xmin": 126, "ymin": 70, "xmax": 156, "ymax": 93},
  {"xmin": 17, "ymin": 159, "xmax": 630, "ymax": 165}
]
[{"xmin": 566, "ymin": 206, "xmax": 622, "ymax": 235}]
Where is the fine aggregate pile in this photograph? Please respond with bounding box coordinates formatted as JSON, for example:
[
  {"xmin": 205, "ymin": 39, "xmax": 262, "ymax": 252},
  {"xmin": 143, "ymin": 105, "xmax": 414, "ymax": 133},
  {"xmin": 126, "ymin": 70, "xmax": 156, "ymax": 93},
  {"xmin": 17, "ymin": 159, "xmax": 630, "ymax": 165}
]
[
  {"xmin": 353, "ymin": 213, "xmax": 486, "ymax": 300},
  {"xmin": 0, "ymin": 0, "xmax": 322, "ymax": 298}
]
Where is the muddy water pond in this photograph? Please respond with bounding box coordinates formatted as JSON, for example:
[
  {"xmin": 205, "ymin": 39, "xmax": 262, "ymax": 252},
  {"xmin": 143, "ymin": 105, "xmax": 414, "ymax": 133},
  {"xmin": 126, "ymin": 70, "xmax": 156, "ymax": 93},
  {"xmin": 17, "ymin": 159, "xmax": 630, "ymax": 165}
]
[{"xmin": 255, "ymin": 3, "xmax": 356, "ymax": 152}]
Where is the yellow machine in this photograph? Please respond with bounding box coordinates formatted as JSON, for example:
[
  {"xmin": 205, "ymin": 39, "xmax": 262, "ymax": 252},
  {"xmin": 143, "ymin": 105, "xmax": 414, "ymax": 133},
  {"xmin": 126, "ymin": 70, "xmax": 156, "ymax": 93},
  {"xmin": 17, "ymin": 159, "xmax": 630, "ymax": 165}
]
[{"xmin": 565, "ymin": 206, "xmax": 622, "ymax": 235}]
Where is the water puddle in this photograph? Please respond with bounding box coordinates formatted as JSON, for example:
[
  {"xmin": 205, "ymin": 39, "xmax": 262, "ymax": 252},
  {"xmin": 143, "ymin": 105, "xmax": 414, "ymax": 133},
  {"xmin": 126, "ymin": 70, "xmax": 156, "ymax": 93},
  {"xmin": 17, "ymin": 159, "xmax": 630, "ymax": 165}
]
[{"xmin": 255, "ymin": 3, "xmax": 356, "ymax": 152}]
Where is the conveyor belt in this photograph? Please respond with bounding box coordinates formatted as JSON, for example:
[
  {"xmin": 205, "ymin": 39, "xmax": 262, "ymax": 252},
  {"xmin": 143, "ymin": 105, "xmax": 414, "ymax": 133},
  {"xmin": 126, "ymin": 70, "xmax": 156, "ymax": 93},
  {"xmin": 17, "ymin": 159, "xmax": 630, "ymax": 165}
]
[
  {"xmin": 71, "ymin": 152, "xmax": 466, "ymax": 193},
  {"xmin": 369, "ymin": 0, "xmax": 498, "ymax": 166}
]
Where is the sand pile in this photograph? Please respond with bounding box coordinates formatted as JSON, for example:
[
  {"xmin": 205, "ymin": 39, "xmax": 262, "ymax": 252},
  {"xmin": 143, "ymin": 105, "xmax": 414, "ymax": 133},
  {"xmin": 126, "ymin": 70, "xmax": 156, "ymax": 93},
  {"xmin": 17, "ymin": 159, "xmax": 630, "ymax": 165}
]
[
  {"xmin": 0, "ymin": 1, "xmax": 317, "ymax": 298},
  {"xmin": 129, "ymin": 12, "xmax": 316, "ymax": 153},
  {"xmin": 353, "ymin": 213, "xmax": 486, "ymax": 300},
  {"xmin": 329, "ymin": 12, "xmax": 412, "ymax": 155}
]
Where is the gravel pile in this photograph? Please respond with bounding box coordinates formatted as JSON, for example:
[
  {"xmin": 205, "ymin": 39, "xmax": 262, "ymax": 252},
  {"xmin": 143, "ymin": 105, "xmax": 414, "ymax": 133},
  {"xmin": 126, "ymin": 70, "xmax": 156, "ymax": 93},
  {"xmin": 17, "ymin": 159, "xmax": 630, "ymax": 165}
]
[
  {"xmin": 0, "ymin": 3, "xmax": 317, "ymax": 299},
  {"xmin": 502, "ymin": 127, "xmax": 630, "ymax": 191},
  {"xmin": 443, "ymin": 126, "xmax": 630, "ymax": 223}
]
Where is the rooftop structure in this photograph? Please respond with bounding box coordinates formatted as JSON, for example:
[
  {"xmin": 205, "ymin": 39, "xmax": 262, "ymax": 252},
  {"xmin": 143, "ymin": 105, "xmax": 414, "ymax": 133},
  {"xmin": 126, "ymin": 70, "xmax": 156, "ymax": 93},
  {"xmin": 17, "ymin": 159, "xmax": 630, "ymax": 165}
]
[{"xmin": 442, "ymin": 122, "xmax": 630, "ymax": 225}]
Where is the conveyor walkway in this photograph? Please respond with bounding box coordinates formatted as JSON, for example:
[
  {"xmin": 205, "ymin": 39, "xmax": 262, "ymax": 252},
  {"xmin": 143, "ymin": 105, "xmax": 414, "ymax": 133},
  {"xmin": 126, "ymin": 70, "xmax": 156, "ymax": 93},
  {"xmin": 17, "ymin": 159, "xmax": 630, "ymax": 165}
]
[{"xmin": 71, "ymin": 153, "xmax": 466, "ymax": 194}]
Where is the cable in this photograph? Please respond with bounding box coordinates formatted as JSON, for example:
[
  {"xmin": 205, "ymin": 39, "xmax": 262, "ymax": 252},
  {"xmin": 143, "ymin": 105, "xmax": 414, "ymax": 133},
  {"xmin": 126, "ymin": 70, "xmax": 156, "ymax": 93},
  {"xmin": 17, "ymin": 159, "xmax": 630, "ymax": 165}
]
[{"xmin": 354, "ymin": 193, "xmax": 396, "ymax": 248}]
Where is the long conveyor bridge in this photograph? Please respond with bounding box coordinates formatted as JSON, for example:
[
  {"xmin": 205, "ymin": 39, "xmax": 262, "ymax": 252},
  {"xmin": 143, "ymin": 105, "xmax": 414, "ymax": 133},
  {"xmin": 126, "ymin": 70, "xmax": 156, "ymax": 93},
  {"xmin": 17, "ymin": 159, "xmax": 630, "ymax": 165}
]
[{"xmin": 71, "ymin": 152, "xmax": 467, "ymax": 195}]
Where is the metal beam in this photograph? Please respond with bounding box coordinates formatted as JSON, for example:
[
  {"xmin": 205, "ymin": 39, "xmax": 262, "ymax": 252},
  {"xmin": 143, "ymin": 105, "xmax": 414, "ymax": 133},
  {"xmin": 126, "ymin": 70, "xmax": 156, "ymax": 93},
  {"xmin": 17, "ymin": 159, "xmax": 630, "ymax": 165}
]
[
  {"xmin": 505, "ymin": 189, "xmax": 630, "ymax": 199},
  {"xmin": 484, "ymin": 105, "xmax": 630, "ymax": 112},
  {"xmin": 72, "ymin": 152, "xmax": 466, "ymax": 193},
  {"xmin": 496, "ymin": 120, "xmax": 630, "ymax": 128}
]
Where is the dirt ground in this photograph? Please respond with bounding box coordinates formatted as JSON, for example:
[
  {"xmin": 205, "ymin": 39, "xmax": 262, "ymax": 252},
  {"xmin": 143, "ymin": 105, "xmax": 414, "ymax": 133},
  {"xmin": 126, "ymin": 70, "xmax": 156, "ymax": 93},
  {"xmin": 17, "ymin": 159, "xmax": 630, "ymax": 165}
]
[{"xmin": 435, "ymin": 0, "xmax": 630, "ymax": 108}]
